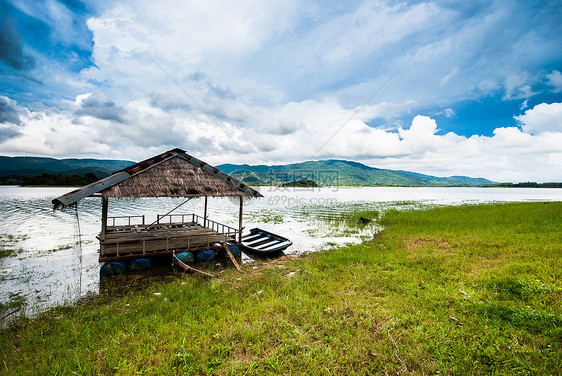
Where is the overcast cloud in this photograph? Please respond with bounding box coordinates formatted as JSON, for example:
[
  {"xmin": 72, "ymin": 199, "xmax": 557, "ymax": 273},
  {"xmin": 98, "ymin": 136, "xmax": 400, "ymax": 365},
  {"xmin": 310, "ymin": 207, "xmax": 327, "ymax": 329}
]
[{"xmin": 1, "ymin": 0, "xmax": 561, "ymax": 181}]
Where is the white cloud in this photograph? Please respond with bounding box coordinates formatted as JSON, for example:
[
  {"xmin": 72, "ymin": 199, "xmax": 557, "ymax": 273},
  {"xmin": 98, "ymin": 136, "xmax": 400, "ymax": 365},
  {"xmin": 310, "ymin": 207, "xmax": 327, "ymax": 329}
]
[
  {"xmin": 439, "ymin": 67, "xmax": 460, "ymax": 86},
  {"xmin": 82, "ymin": 0, "xmax": 300, "ymax": 104},
  {"xmin": 318, "ymin": 1, "xmax": 440, "ymax": 64},
  {"xmin": 2, "ymin": 94, "xmax": 562, "ymax": 181},
  {"xmin": 502, "ymin": 71, "xmax": 537, "ymax": 100},
  {"xmin": 546, "ymin": 70, "xmax": 562, "ymax": 92},
  {"xmin": 0, "ymin": 100, "xmax": 111, "ymax": 156},
  {"xmin": 3, "ymin": 1, "xmax": 562, "ymax": 183},
  {"xmin": 398, "ymin": 115, "xmax": 440, "ymax": 150},
  {"xmin": 515, "ymin": 102, "xmax": 562, "ymax": 134},
  {"xmin": 433, "ymin": 108, "xmax": 455, "ymax": 118}
]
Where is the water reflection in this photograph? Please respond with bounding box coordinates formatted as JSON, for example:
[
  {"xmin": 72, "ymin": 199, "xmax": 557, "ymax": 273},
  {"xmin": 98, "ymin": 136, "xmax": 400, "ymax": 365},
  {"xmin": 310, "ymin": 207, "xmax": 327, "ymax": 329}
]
[{"xmin": 1, "ymin": 185, "xmax": 561, "ymax": 316}]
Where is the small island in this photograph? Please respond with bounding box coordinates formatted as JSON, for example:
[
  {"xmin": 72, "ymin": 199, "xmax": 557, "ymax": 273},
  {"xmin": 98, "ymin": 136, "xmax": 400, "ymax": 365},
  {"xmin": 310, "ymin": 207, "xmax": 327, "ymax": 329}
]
[{"xmin": 280, "ymin": 179, "xmax": 319, "ymax": 187}]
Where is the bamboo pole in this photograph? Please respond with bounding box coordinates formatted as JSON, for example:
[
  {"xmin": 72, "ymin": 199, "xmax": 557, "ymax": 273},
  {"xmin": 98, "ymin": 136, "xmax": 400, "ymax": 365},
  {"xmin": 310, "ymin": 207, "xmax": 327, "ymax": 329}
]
[{"xmin": 173, "ymin": 255, "xmax": 216, "ymax": 278}]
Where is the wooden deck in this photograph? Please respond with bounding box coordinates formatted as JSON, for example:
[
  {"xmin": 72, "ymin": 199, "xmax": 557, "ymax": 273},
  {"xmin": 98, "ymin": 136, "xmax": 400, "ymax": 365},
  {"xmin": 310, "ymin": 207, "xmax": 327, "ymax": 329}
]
[{"xmin": 98, "ymin": 213, "xmax": 238, "ymax": 261}]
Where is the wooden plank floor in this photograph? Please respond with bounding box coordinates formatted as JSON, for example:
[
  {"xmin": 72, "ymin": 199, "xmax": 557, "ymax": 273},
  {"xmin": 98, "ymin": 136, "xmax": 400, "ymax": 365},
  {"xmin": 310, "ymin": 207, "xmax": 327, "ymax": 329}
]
[{"xmin": 100, "ymin": 223, "xmax": 236, "ymax": 258}]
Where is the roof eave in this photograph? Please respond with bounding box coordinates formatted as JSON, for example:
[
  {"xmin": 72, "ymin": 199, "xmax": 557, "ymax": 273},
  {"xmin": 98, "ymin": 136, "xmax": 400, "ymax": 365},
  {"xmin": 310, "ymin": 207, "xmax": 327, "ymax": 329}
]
[{"xmin": 52, "ymin": 171, "xmax": 131, "ymax": 209}]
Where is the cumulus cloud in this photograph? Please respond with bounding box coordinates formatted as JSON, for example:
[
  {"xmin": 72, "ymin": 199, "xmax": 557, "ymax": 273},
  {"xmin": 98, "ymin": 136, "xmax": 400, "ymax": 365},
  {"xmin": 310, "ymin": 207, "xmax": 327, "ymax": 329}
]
[
  {"xmin": 74, "ymin": 92, "xmax": 126, "ymax": 123},
  {"xmin": 516, "ymin": 102, "xmax": 562, "ymax": 134},
  {"xmin": 0, "ymin": 95, "xmax": 23, "ymax": 125},
  {"xmin": 0, "ymin": 125, "xmax": 21, "ymax": 142},
  {"xmin": 2, "ymin": 1, "xmax": 562, "ymax": 183},
  {"xmin": 1, "ymin": 93, "xmax": 562, "ymax": 181},
  {"xmin": 0, "ymin": 100, "xmax": 111, "ymax": 156},
  {"xmin": 0, "ymin": 16, "xmax": 35, "ymax": 70},
  {"xmin": 0, "ymin": 95, "xmax": 25, "ymax": 142}
]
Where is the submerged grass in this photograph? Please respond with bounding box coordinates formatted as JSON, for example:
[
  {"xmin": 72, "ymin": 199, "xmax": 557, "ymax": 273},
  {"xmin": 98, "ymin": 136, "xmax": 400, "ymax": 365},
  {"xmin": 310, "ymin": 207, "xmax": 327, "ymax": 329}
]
[
  {"xmin": 0, "ymin": 234, "xmax": 27, "ymax": 259},
  {"xmin": 1, "ymin": 202, "xmax": 561, "ymax": 375}
]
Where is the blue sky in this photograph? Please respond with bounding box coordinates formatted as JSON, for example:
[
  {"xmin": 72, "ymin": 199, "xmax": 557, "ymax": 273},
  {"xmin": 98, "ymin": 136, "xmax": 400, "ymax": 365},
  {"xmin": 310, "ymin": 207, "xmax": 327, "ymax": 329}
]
[{"xmin": 1, "ymin": 0, "xmax": 562, "ymax": 181}]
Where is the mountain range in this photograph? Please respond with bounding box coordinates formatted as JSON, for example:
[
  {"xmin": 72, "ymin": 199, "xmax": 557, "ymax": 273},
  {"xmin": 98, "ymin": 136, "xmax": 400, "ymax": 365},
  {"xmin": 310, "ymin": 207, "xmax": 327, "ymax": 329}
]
[
  {"xmin": 217, "ymin": 160, "xmax": 495, "ymax": 186},
  {"xmin": 0, "ymin": 156, "xmax": 495, "ymax": 186},
  {"xmin": 0, "ymin": 156, "xmax": 134, "ymax": 179}
]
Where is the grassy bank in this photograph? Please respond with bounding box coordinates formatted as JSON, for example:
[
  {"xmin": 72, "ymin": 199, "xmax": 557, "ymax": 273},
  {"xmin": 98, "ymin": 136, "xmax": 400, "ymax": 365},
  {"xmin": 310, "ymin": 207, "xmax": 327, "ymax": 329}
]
[{"xmin": 1, "ymin": 202, "xmax": 561, "ymax": 375}]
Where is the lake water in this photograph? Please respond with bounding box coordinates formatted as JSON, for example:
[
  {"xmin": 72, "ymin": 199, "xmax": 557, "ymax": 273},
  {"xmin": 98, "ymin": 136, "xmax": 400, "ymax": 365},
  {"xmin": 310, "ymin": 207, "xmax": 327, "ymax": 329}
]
[{"xmin": 1, "ymin": 185, "xmax": 561, "ymax": 317}]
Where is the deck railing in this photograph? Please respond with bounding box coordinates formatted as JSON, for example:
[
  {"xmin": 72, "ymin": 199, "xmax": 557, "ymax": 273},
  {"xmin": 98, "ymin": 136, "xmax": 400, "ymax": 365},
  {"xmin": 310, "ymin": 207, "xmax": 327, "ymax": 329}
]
[
  {"xmin": 154, "ymin": 213, "xmax": 239, "ymax": 234},
  {"xmin": 195, "ymin": 214, "xmax": 239, "ymax": 234},
  {"xmin": 101, "ymin": 213, "xmax": 239, "ymax": 258},
  {"xmin": 156, "ymin": 213, "xmax": 196, "ymax": 225},
  {"xmin": 107, "ymin": 215, "xmax": 145, "ymax": 227}
]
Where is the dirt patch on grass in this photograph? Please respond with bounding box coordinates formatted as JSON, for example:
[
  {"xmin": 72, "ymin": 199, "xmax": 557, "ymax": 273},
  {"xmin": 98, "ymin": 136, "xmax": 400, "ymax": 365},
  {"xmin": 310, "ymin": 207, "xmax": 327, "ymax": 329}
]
[
  {"xmin": 244, "ymin": 255, "xmax": 299, "ymax": 278},
  {"xmin": 403, "ymin": 236, "xmax": 456, "ymax": 255}
]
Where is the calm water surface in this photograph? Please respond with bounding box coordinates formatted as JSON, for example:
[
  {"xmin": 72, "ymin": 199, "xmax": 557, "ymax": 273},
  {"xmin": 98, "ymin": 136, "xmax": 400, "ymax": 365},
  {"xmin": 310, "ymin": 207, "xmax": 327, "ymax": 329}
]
[{"xmin": 1, "ymin": 185, "xmax": 561, "ymax": 316}]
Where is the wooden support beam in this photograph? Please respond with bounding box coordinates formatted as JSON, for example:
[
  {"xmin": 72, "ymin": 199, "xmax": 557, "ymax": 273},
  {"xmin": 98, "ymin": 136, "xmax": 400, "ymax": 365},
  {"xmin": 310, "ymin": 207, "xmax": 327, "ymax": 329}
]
[
  {"xmin": 238, "ymin": 196, "xmax": 243, "ymax": 243},
  {"xmin": 223, "ymin": 243, "xmax": 242, "ymax": 273},
  {"xmin": 203, "ymin": 196, "xmax": 208, "ymax": 227},
  {"xmin": 101, "ymin": 196, "xmax": 108, "ymax": 242}
]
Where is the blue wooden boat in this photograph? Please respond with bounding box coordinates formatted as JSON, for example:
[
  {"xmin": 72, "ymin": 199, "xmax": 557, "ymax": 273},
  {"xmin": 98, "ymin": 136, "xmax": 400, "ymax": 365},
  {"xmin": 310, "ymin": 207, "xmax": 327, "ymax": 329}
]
[{"xmin": 240, "ymin": 228, "xmax": 292, "ymax": 257}]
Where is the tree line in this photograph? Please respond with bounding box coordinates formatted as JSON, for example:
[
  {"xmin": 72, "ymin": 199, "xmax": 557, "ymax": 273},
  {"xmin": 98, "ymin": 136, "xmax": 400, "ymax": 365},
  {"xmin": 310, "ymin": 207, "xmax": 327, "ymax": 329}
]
[{"xmin": 0, "ymin": 173, "xmax": 100, "ymax": 186}]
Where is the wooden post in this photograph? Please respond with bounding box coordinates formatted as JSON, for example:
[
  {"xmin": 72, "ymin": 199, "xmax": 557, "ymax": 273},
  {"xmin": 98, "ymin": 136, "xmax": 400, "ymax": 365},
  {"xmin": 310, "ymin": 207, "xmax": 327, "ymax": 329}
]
[
  {"xmin": 238, "ymin": 196, "xmax": 243, "ymax": 243},
  {"xmin": 203, "ymin": 196, "xmax": 208, "ymax": 227},
  {"xmin": 101, "ymin": 196, "xmax": 108, "ymax": 241}
]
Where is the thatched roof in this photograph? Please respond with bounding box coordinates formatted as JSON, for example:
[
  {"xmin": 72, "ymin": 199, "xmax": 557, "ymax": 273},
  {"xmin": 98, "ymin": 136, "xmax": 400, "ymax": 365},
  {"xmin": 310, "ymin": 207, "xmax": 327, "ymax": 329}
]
[{"xmin": 53, "ymin": 148, "xmax": 262, "ymax": 209}]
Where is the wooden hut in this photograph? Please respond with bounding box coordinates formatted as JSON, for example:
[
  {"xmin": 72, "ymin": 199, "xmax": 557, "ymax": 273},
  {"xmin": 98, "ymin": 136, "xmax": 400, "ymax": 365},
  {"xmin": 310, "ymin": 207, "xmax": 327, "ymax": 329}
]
[{"xmin": 53, "ymin": 148, "xmax": 262, "ymax": 263}]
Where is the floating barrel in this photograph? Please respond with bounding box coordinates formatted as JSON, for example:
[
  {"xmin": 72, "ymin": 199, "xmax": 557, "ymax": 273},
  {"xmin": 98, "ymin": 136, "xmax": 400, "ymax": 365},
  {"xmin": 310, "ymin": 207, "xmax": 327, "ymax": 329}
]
[
  {"xmin": 129, "ymin": 258, "xmax": 152, "ymax": 271},
  {"xmin": 100, "ymin": 261, "xmax": 126, "ymax": 277},
  {"xmin": 195, "ymin": 249, "xmax": 215, "ymax": 261},
  {"xmin": 174, "ymin": 251, "xmax": 194, "ymax": 264},
  {"xmin": 227, "ymin": 245, "xmax": 242, "ymax": 257}
]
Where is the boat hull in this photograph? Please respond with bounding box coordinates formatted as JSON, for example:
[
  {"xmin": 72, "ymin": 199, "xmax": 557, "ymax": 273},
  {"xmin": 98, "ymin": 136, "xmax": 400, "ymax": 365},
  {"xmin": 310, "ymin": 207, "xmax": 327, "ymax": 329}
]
[{"xmin": 240, "ymin": 228, "xmax": 292, "ymax": 257}]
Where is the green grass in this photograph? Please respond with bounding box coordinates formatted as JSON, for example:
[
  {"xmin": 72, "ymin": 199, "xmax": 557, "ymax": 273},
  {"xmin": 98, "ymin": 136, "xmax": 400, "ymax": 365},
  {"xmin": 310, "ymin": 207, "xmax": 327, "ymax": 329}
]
[
  {"xmin": 0, "ymin": 202, "xmax": 561, "ymax": 375},
  {"xmin": 0, "ymin": 293, "xmax": 25, "ymax": 314},
  {"xmin": 246, "ymin": 209, "xmax": 285, "ymax": 224},
  {"xmin": 328, "ymin": 208, "xmax": 380, "ymax": 227},
  {"xmin": 44, "ymin": 243, "xmax": 74, "ymax": 254},
  {"xmin": 0, "ymin": 234, "xmax": 27, "ymax": 259}
]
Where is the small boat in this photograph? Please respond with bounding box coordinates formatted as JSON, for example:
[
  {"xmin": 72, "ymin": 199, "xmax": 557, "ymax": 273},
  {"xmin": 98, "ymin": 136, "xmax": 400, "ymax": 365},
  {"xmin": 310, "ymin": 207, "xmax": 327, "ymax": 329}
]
[{"xmin": 240, "ymin": 228, "xmax": 292, "ymax": 256}]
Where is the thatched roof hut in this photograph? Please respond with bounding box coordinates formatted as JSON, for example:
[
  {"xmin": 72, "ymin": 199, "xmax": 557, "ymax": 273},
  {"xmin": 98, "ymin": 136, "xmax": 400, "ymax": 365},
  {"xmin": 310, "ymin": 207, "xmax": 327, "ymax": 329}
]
[
  {"xmin": 54, "ymin": 148, "xmax": 263, "ymax": 253},
  {"xmin": 53, "ymin": 148, "xmax": 261, "ymax": 209}
]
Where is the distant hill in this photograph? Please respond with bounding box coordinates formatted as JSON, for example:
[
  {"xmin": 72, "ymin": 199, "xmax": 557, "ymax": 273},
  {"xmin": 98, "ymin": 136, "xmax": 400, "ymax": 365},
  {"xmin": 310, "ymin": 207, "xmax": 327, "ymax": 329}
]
[
  {"xmin": 0, "ymin": 155, "xmax": 495, "ymax": 187},
  {"xmin": 0, "ymin": 156, "xmax": 135, "ymax": 178},
  {"xmin": 217, "ymin": 159, "xmax": 496, "ymax": 187},
  {"xmin": 397, "ymin": 170, "xmax": 495, "ymax": 186}
]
